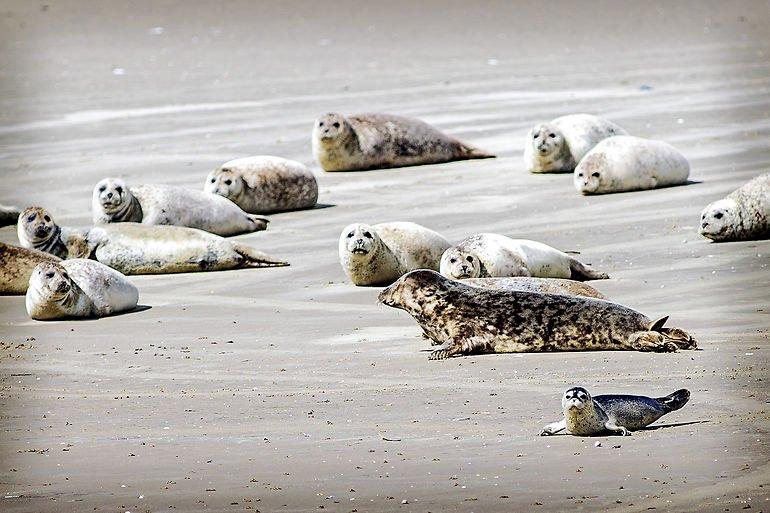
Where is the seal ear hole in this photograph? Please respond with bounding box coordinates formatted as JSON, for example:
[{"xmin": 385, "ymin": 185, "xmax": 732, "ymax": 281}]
[
  {"xmin": 333, "ymin": 122, "xmax": 340, "ymax": 128},
  {"xmin": 714, "ymin": 212, "xmax": 723, "ymax": 219},
  {"xmin": 591, "ymin": 172, "xmax": 600, "ymax": 178}
]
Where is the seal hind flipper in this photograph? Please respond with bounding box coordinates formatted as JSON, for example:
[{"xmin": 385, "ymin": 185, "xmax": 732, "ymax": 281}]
[
  {"xmin": 457, "ymin": 142, "xmax": 495, "ymax": 160},
  {"xmin": 568, "ymin": 257, "xmax": 609, "ymax": 281},
  {"xmin": 649, "ymin": 316, "xmax": 669, "ymax": 331},
  {"xmin": 246, "ymin": 214, "xmax": 269, "ymax": 232},
  {"xmin": 654, "ymin": 389, "xmax": 691, "ymax": 413},
  {"xmin": 648, "ymin": 317, "xmax": 698, "ymax": 350},
  {"xmin": 232, "ymin": 243, "xmax": 289, "ymax": 268}
]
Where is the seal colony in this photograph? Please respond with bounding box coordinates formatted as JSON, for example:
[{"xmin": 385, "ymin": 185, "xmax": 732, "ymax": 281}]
[{"xmin": 699, "ymin": 172, "xmax": 769, "ymax": 242}]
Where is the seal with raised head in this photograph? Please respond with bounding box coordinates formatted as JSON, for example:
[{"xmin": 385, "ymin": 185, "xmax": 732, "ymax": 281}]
[
  {"xmin": 204, "ymin": 156, "xmax": 319, "ymax": 214},
  {"xmin": 439, "ymin": 233, "xmax": 608, "ymax": 281},
  {"xmin": 524, "ymin": 114, "xmax": 627, "ymax": 174},
  {"xmin": 378, "ymin": 270, "xmax": 697, "ymax": 360},
  {"xmin": 339, "ymin": 221, "xmax": 451, "ymax": 286},
  {"xmin": 0, "ymin": 242, "xmax": 61, "ymax": 295},
  {"xmin": 540, "ymin": 387, "xmax": 691, "ymax": 436},
  {"xmin": 0, "ymin": 204, "xmax": 20, "ymax": 227},
  {"xmin": 700, "ymin": 173, "xmax": 769, "ymax": 242},
  {"xmin": 464, "ymin": 277, "xmax": 608, "ymax": 300},
  {"xmin": 92, "ymin": 178, "xmax": 269, "ymax": 236},
  {"xmin": 26, "ymin": 259, "xmax": 139, "ymax": 320},
  {"xmin": 574, "ymin": 135, "xmax": 689, "ymax": 194},
  {"xmin": 312, "ymin": 112, "xmax": 495, "ymax": 172},
  {"xmin": 17, "ymin": 207, "xmax": 90, "ymax": 259}
]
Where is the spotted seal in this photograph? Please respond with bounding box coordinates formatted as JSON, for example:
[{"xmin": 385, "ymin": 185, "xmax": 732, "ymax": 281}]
[
  {"xmin": 700, "ymin": 173, "xmax": 769, "ymax": 242},
  {"xmin": 464, "ymin": 277, "xmax": 608, "ymax": 300},
  {"xmin": 0, "ymin": 242, "xmax": 61, "ymax": 295},
  {"xmin": 17, "ymin": 207, "xmax": 90, "ymax": 259}
]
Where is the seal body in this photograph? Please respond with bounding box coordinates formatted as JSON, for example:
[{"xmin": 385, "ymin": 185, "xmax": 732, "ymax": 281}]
[
  {"xmin": 464, "ymin": 277, "xmax": 608, "ymax": 300},
  {"xmin": 378, "ymin": 270, "xmax": 697, "ymax": 360},
  {"xmin": 204, "ymin": 156, "xmax": 318, "ymax": 214},
  {"xmin": 312, "ymin": 112, "xmax": 495, "ymax": 172},
  {"xmin": 524, "ymin": 114, "xmax": 627, "ymax": 174},
  {"xmin": 92, "ymin": 178, "xmax": 269, "ymax": 236},
  {"xmin": 17, "ymin": 207, "xmax": 90, "ymax": 259},
  {"xmin": 25, "ymin": 259, "xmax": 138, "ymax": 320},
  {"xmin": 0, "ymin": 204, "xmax": 20, "ymax": 227},
  {"xmin": 439, "ymin": 233, "xmax": 608, "ymax": 281},
  {"xmin": 540, "ymin": 387, "xmax": 691, "ymax": 436},
  {"xmin": 339, "ymin": 222, "xmax": 451, "ymax": 286},
  {"xmin": 0, "ymin": 242, "xmax": 61, "ymax": 295},
  {"xmin": 700, "ymin": 173, "xmax": 770, "ymax": 242},
  {"xmin": 575, "ymin": 135, "xmax": 689, "ymax": 194}
]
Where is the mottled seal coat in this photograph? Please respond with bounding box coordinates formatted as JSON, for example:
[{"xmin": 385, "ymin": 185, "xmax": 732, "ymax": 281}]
[
  {"xmin": 464, "ymin": 277, "xmax": 608, "ymax": 300},
  {"xmin": 0, "ymin": 204, "xmax": 20, "ymax": 227},
  {"xmin": 0, "ymin": 242, "xmax": 61, "ymax": 295},
  {"xmin": 440, "ymin": 233, "xmax": 608, "ymax": 281},
  {"xmin": 524, "ymin": 114, "xmax": 627, "ymax": 173},
  {"xmin": 26, "ymin": 259, "xmax": 139, "ymax": 320},
  {"xmin": 92, "ymin": 178, "xmax": 269, "ymax": 236},
  {"xmin": 540, "ymin": 387, "xmax": 691, "ymax": 436},
  {"xmin": 700, "ymin": 173, "xmax": 770, "ymax": 242},
  {"xmin": 575, "ymin": 135, "xmax": 689, "ymax": 194},
  {"xmin": 17, "ymin": 207, "xmax": 90, "ymax": 259},
  {"xmin": 339, "ymin": 221, "xmax": 451, "ymax": 286},
  {"xmin": 312, "ymin": 112, "xmax": 495, "ymax": 172},
  {"xmin": 204, "ymin": 156, "xmax": 318, "ymax": 214},
  {"xmin": 378, "ymin": 270, "xmax": 697, "ymax": 360}
]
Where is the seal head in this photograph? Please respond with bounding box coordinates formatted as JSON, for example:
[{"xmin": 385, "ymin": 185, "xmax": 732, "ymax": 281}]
[
  {"xmin": 314, "ymin": 113, "xmax": 353, "ymax": 146},
  {"xmin": 92, "ymin": 178, "xmax": 142, "ymax": 223},
  {"xmin": 440, "ymin": 247, "xmax": 481, "ymax": 279},
  {"xmin": 699, "ymin": 198, "xmax": 736, "ymax": 240},
  {"xmin": 530, "ymin": 123, "xmax": 566, "ymax": 159},
  {"xmin": 341, "ymin": 223, "xmax": 380, "ymax": 258},
  {"xmin": 26, "ymin": 262, "xmax": 79, "ymax": 319},
  {"xmin": 563, "ymin": 386, "xmax": 592, "ymax": 412},
  {"xmin": 205, "ymin": 168, "xmax": 245, "ymax": 203},
  {"xmin": 575, "ymin": 158, "xmax": 604, "ymax": 194},
  {"xmin": 17, "ymin": 207, "xmax": 63, "ymax": 255}
]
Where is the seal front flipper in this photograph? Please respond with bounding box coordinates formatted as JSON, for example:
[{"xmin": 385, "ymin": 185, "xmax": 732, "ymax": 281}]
[
  {"xmin": 540, "ymin": 419, "xmax": 566, "ymax": 436},
  {"xmin": 428, "ymin": 339, "xmax": 461, "ymax": 360},
  {"xmin": 246, "ymin": 214, "xmax": 269, "ymax": 232},
  {"xmin": 232, "ymin": 243, "xmax": 289, "ymax": 268},
  {"xmin": 604, "ymin": 420, "xmax": 631, "ymax": 436}
]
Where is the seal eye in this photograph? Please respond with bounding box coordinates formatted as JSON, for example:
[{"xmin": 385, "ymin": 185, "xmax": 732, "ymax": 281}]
[
  {"xmin": 466, "ymin": 255, "xmax": 473, "ymax": 263},
  {"xmin": 333, "ymin": 122, "xmax": 340, "ymax": 128},
  {"xmin": 45, "ymin": 271, "xmax": 55, "ymax": 279},
  {"xmin": 591, "ymin": 172, "xmax": 600, "ymax": 178},
  {"xmin": 347, "ymin": 231, "xmax": 354, "ymax": 238},
  {"xmin": 449, "ymin": 257, "xmax": 456, "ymax": 264},
  {"xmin": 319, "ymin": 121, "xmax": 325, "ymax": 127},
  {"xmin": 44, "ymin": 215, "xmax": 51, "ymax": 222},
  {"xmin": 363, "ymin": 231, "xmax": 373, "ymax": 239},
  {"xmin": 577, "ymin": 173, "xmax": 583, "ymax": 177},
  {"xmin": 210, "ymin": 178, "xmax": 215, "ymax": 183},
  {"xmin": 115, "ymin": 186, "xmax": 123, "ymax": 194},
  {"xmin": 548, "ymin": 133, "xmax": 556, "ymax": 138},
  {"xmin": 99, "ymin": 186, "xmax": 106, "ymax": 193},
  {"xmin": 224, "ymin": 179, "xmax": 232, "ymax": 186},
  {"xmin": 533, "ymin": 133, "xmax": 539, "ymax": 139},
  {"xmin": 714, "ymin": 212, "xmax": 723, "ymax": 219},
  {"xmin": 27, "ymin": 213, "xmax": 36, "ymax": 222}
]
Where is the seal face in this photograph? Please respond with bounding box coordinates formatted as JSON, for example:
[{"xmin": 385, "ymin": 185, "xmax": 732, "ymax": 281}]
[
  {"xmin": 312, "ymin": 112, "xmax": 495, "ymax": 172},
  {"xmin": 540, "ymin": 387, "xmax": 691, "ymax": 436},
  {"xmin": 700, "ymin": 173, "xmax": 769, "ymax": 242},
  {"xmin": 17, "ymin": 207, "xmax": 86, "ymax": 259},
  {"xmin": 379, "ymin": 270, "xmax": 697, "ymax": 360},
  {"xmin": 0, "ymin": 242, "xmax": 61, "ymax": 295}
]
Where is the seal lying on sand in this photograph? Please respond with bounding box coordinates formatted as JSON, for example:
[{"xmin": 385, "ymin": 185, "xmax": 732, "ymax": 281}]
[
  {"xmin": 17, "ymin": 207, "xmax": 90, "ymax": 259},
  {"xmin": 312, "ymin": 112, "xmax": 494, "ymax": 172},
  {"xmin": 0, "ymin": 242, "xmax": 61, "ymax": 295},
  {"xmin": 378, "ymin": 270, "xmax": 697, "ymax": 360},
  {"xmin": 92, "ymin": 178, "xmax": 268, "ymax": 236},
  {"xmin": 524, "ymin": 114, "xmax": 627, "ymax": 173},
  {"xmin": 339, "ymin": 221, "xmax": 450, "ymax": 286},
  {"xmin": 204, "ymin": 156, "xmax": 318, "ymax": 214},
  {"xmin": 540, "ymin": 387, "xmax": 691, "ymax": 436},
  {"xmin": 464, "ymin": 277, "xmax": 608, "ymax": 300},
  {"xmin": 26, "ymin": 259, "xmax": 139, "ymax": 320},
  {"xmin": 700, "ymin": 173, "xmax": 769, "ymax": 242},
  {"xmin": 0, "ymin": 204, "xmax": 20, "ymax": 227}
]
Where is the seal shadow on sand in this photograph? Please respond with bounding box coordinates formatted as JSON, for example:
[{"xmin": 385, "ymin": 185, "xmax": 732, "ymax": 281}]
[
  {"xmin": 544, "ymin": 419, "xmax": 709, "ymax": 436},
  {"xmin": 33, "ymin": 304, "xmax": 152, "ymax": 322}
]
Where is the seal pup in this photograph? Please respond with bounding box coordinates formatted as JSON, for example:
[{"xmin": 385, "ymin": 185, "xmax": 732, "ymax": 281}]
[
  {"xmin": 575, "ymin": 135, "xmax": 689, "ymax": 194},
  {"xmin": 26, "ymin": 259, "xmax": 139, "ymax": 320},
  {"xmin": 17, "ymin": 207, "xmax": 90, "ymax": 259},
  {"xmin": 0, "ymin": 204, "xmax": 20, "ymax": 227},
  {"xmin": 339, "ymin": 221, "xmax": 451, "ymax": 286},
  {"xmin": 464, "ymin": 277, "xmax": 608, "ymax": 300},
  {"xmin": 700, "ymin": 173, "xmax": 769, "ymax": 242},
  {"xmin": 440, "ymin": 233, "xmax": 608, "ymax": 281},
  {"xmin": 540, "ymin": 387, "xmax": 691, "ymax": 436},
  {"xmin": 204, "ymin": 156, "xmax": 318, "ymax": 214},
  {"xmin": 524, "ymin": 114, "xmax": 627, "ymax": 173},
  {"xmin": 92, "ymin": 178, "xmax": 269, "ymax": 236},
  {"xmin": 312, "ymin": 112, "xmax": 495, "ymax": 172},
  {"xmin": 0, "ymin": 242, "xmax": 61, "ymax": 295},
  {"xmin": 378, "ymin": 270, "xmax": 697, "ymax": 360}
]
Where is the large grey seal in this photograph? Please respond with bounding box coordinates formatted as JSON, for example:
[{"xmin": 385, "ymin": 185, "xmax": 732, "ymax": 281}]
[
  {"xmin": 0, "ymin": 204, "xmax": 20, "ymax": 227},
  {"xmin": 26, "ymin": 259, "xmax": 139, "ymax": 320},
  {"xmin": 540, "ymin": 387, "xmax": 691, "ymax": 436},
  {"xmin": 312, "ymin": 112, "xmax": 495, "ymax": 172},
  {"xmin": 700, "ymin": 173, "xmax": 769, "ymax": 242},
  {"xmin": 575, "ymin": 136, "xmax": 689, "ymax": 194},
  {"xmin": 378, "ymin": 270, "xmax": 697, "ymax": 360},
  {"xmin": 339, "ymin": 221, "xmax": 451, "ymax": 286},
  {"xmin": 17, "ymin": 207, "xmax": 90, "ymax": 259},
  {"xmin": 524, "ymin": 114, "xmax": 627, "ymax": 174},
  {"xmin": 439, "ymin": 233, "xmax": 608, "ymax": 281},
  {"xmin": 204, "ymin": 156, "xmax": 319, "ymax": 214},
  {"xmin": 92, "ymin": 178, "xmax": 269, "ymax": 236},
  {"xmin": 0, "ymin": 242, "xmax": 61, "ymax": 295},
  {"xmin": 464, "ymin": 277, "xmax": 608, "ymax": 300}
]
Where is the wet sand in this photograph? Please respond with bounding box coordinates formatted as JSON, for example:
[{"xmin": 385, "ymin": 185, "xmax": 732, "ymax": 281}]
[{"xmin": 1, "ymin": 1, "xmax": 769, "ymax": 511}]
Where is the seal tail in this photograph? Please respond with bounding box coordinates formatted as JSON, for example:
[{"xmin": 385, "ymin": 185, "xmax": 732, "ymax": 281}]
[
  {"xmin": 246, "ymin": 214, "xmax": 269, "ymax": 232},
  {"xmin": 457, "ymin": 142, "xmax": 496, "ymax": 160},
  {"xmin": 649, "ymin": 316, "xmax": 698, "ymax": 350},
  {"xmin": 568, "ymin": 257, "xmax": 609, "ymax": 281},
  {"xmin": 232, "ymin": 243, "xmax": 289, "ymax": 269},
  {"xmin": 655, "ymin": 389, "xmax": 691, "ymax": 413}
]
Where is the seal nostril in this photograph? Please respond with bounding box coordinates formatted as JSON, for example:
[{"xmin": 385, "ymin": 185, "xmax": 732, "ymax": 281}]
[{"xmin": 107, "ymin": 192, "xmax": 113, "ymax": 199}]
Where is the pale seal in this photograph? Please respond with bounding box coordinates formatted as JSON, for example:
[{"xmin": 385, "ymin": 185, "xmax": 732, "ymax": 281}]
[
  {"xmin": 92, "ymin": 178, "xmax": 269, "ymax": 236},
  {"xmin": 312, "ymin": 112, "xmax": 495, "ymax": 172},
  {"xmin": 575, "ymin": 135, "xmax": 690, "ymax": 194},
  {"xmin": 524, "ymin": 114, "xmax": 627, "ymax": 173},
  {"xmin": 17, "ymin": 207, "xmax": 90, "ymax": 259},
  {"xmin": 0, "ymin": 242, "xmax": 61, "ymax": 295},
  {"xmin": 0, "ymin": 204, "xmax": 20, "ymax": 227},
  {"xmin": 204, "ymin": 156, "xmax": 319, "ymax": 214},
  {"xmin": 378, "ymin": 270, "xmax": 697, "ymax": 360},
  {"xmin": 26, "ymin": 259, "xmax": 139, "ymax": 320},
  {"xmin": 540, "ymin": 387, "xmax": 691, "ymax": 436},
  {"xmin": 339, "ymin": 221, "xmax": 451, "ymax": 286},
  {"xmin": 700, "ymin": 173, "xmax": 770, "ymax": 242},
  {"xmin": 464, "ymin": 277, "xmax": 608, "ymax": 300},
  {"xmin": 439, "ymin": 233, "xmax": 608, "ymax": 281}
]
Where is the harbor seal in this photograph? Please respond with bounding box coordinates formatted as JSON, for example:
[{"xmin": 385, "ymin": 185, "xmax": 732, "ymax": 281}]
[
  {"xmin": 339, "ymin": 221, "xmax": 451, "ymax": 286},
  {"xmin": 540, "ymin": 387, "xmax": 691, "ymax": 436},
  {"xmin": 0, "ymin": 242, "xmax": 61, "ymax": 295},
  {"xmin": 700, "ymin": 173, "xmax": 770, "ymax": 242},
  {"xmin": 17, "ymin": 207, "xmax": 90, "ymax": 259},
  {"xmin": 439, "ymin": 233, "xmax": 608, "ymax": 281},
  {"xmin": 0, "ymin": 204, "xmax": 20, "ymax": 227},
  {"xmin": 378, "ymin": 270, "xmax": 697, "ymax": 360},
  {"xmin": 464, "ymin": 277, "xmax": 608, "ymax": 300},
  {"xmin": 524, "ymin": 114, "xmax": 627, "ymax": 173},
  {"xmin": 92, "ymin": 178, "xmax": 269, "ymax": 236},
  {"xmin": 204, "ymin": 156, "xmax": 319, "ymax": 214},
  {"xmin": 575, "ymin": 135, "xmax": 690, "ymax": 194},
  {"xmin": 312, "ymin": 112, "xmax": 495, "ymax": 172},
  {"xmin": 26, "ymin": 259, "xmax": 139, "ymax": 320}
]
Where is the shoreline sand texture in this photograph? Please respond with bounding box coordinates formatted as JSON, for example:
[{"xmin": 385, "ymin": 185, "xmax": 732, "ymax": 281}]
[{"xmin": 1, "ymin": 1, "xmax": 769, "ymax": 511}]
